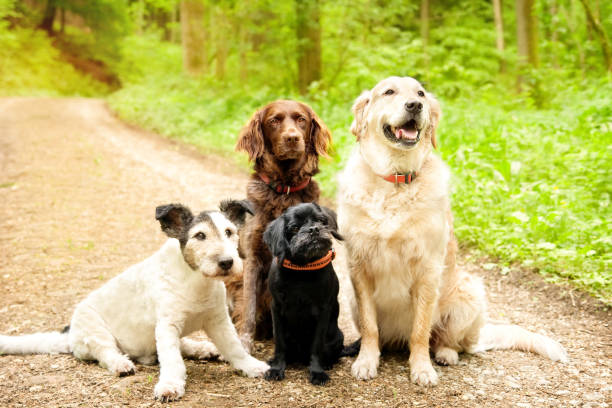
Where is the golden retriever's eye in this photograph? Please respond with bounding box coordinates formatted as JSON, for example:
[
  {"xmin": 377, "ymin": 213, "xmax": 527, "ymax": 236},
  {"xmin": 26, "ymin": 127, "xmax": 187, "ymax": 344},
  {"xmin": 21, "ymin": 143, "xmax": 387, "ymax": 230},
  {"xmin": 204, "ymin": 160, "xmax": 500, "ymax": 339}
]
[
  {"xmin": 194, "ymin": 232, "xmax": 206, "ymax": 240},
  {"xmin": 417, "ymin": 90, "xmax": 425, "ymax": 97},
  {"xmin": 225, "ymin": 228, "xmax": 232, "ymax": 237},
  {"xmin": 384, "ymin": 89, "xmax": 395, "ymax": 96}
]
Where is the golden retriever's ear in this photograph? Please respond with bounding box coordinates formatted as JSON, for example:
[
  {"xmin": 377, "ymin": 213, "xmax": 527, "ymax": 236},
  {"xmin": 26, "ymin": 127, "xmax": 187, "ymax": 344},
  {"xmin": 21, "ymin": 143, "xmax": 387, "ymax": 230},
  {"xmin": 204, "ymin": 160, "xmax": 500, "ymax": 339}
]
[
  {"xmin": 236, "ymin": 108, "xmax": 265, "ymax": 161},
  {"xmin": 350, "ymin": 90, "xmax": 371, "ymax": 140},
  {"xmin": 309, "ymin": 108, "xmax": 332, "ymax": 158},
  {"xmin": 427, "ymin": 93, "xmax": 441, "ymax": 149}
]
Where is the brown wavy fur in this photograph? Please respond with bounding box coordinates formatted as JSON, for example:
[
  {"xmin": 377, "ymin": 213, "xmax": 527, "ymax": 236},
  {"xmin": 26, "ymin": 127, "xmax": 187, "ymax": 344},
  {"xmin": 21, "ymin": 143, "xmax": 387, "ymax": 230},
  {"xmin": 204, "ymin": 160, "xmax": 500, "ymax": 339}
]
[{"xmin": 229, "ymin": 100, "xmax": 331, "ymax": 344}]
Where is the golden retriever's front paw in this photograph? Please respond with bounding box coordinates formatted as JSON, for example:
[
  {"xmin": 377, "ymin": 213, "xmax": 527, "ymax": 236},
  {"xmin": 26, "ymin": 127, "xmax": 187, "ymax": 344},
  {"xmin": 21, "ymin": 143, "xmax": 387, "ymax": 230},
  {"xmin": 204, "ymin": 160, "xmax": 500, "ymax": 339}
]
[
  {"xmin": 434, "ymin": 347, "xmax": 459, "ymax": 366},
  {"xmin": 351, "ymin": 355, "xmax": 378, "ymax": 380},
  {"xmin": 410, "ymin": 360, "xmax": 439, "ymax": 386},
  {"xmin": 154, "ymin": 379, "xmax": 185, "ymax": 402}
]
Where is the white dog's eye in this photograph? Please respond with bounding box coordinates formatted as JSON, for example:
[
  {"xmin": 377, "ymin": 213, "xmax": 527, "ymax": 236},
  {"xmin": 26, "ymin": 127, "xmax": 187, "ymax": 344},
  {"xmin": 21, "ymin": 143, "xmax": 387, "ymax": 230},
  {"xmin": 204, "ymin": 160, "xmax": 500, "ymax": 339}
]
[
  {"xmin": 384, "ymin": 89, "xmax": 395, "ymax": 96},
  {"xmin": 418, "ymin": 90, "xmax": 425, "ymax": 97},
  {"xmin": 225, "ymin": 228, "xmax": 232, "ymax": 237},
  {"xmin": 194, "ymin": 232, "xmax": 206, "ymax": 240}
]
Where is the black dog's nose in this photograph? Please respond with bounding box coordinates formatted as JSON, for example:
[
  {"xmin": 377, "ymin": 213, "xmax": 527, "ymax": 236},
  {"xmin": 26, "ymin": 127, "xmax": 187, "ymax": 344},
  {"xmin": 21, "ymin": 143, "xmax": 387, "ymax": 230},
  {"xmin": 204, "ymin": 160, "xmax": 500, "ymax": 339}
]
[
  {"xmin": 405, "ymin": 100, "xmax": 423, "ymax": 113},
  {"xmin": 309, "ymin": 225, "xmax": 320, "ymax": 234},
  {"xmin": 218, "ymin": 257, "xmax": 234, "ymax": 270}
]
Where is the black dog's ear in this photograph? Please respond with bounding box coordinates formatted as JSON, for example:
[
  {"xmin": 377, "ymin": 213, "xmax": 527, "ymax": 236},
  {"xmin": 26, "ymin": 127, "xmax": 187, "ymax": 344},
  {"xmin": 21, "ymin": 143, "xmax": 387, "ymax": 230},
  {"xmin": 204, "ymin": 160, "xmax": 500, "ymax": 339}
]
[
  {"xmin": 263, "ymin": 216, "xmax": 287, "ymax": 258},
  {"xmin": 219, "ymin": 199, "xmax": 254, "ymax": 228},
  {"xmin": 320, "ymin": 206, "xmax": 343, "ymax": 241},
  {"xmin": 155, "ymin": 204, "xmax": 194, "ymax": 239}
]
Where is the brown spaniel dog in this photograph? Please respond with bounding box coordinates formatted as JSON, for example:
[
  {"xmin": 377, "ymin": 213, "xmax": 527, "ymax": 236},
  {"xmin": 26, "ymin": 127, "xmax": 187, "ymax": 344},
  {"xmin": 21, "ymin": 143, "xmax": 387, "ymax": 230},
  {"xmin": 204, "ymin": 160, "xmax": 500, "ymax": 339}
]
[{"xmin": 228, "ymin": 100, "xmax": 331, "ymax": 351}]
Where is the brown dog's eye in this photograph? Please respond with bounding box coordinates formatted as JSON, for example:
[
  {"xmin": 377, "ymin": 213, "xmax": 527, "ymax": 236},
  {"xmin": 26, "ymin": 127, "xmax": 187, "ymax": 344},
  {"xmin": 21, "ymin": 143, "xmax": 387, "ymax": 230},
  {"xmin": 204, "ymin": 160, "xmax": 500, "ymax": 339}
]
[
  {"xmin": 225, "ymin": 229, "xmax": 232, "ymax": 237},
  {"xmin": 384, "ymin": 89, "xmax": 395, "ymax": 96},
  {"xmin": 297, "ymin": 116, "xmax": 306, "ymax": 123},
  {"xmin": 194, "ymin": 232, "xmax": 206, "ymax": 240},
  {"xmin": 418, "ymin": 90, "xmax": 425, "ymax": 97}
]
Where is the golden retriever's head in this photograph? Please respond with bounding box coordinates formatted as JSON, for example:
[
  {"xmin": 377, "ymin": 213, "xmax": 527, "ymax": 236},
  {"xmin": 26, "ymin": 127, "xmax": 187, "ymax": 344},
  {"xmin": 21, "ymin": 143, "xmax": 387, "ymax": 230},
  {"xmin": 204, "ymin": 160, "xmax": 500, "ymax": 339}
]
[{"xmin": 351, "ymin": 77, "xmax": 441, "ymax": 173}]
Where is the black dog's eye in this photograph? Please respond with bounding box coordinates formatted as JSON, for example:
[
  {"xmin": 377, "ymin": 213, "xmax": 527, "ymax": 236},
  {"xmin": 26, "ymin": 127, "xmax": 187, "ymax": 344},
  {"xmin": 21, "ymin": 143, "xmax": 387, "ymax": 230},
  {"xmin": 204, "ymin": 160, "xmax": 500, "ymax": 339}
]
[
  {"xmin": 289, "ymin": 226, "xmax": 299, "ymax": 234},
  {"xmin": 225, "ymin": 229, "xmax": 232, "ymax": 237},
  {"xmin": 384, "ymin": 89, "xmax": 395, "ymax": 96},
  {"xmin": 194, "ymin": 232, "xmax": 206, "ymax": 240},
  {"xmin": 417, "ymin": 90, "xmax": 425, "ymax": 97}
]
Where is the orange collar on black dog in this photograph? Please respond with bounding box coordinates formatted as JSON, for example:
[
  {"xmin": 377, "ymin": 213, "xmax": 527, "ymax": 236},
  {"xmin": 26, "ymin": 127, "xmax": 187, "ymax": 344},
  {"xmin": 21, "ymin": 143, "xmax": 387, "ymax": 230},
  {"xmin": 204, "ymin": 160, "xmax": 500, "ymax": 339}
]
[
  {"xmin": 259, "ymin": 173, "xmax": 311, "ymax": 194},
  {"xmin": 281, "ymin": 249, "xmax": 335, "ymax": 271}
]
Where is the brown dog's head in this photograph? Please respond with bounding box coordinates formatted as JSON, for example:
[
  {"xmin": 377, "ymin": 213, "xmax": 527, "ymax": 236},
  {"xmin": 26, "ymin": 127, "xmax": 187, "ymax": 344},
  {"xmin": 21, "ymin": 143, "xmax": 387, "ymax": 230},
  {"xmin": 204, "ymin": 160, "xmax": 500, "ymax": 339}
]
[{"xmin": 236, "ymin": 100, "xmax": 331, "ymax": 170}]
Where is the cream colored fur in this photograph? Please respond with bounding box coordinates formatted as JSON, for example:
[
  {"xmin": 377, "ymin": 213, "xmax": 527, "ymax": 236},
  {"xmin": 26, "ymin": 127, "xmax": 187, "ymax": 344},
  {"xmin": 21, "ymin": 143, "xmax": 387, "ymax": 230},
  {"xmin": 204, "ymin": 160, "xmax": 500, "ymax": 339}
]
[{"xmin": 338, "ymin": 76, "xmax": 567, "ymax": 386}]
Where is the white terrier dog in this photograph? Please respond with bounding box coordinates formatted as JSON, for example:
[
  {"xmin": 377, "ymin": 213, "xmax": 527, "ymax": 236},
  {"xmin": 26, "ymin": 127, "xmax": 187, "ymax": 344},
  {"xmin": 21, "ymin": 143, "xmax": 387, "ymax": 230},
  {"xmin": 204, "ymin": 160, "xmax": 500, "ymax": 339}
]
[{"xmin": 0, "ymin": 200, "xmax": 269, "ymax": 402}]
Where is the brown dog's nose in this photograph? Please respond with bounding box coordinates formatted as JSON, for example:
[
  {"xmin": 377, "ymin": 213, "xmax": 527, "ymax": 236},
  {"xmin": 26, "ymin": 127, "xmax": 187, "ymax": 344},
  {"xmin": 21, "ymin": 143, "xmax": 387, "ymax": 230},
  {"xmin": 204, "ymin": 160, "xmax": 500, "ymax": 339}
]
[
  {"xmin": 283, "ymin": 134, "xmax": 301, "ymax": 144},
  {"xmin": 218, "ymin": 257, "xmax": 233, "ymax": 271},
  {"xmin": 405, "ymin": 100, "xmax": 423, "ymax": 113}
]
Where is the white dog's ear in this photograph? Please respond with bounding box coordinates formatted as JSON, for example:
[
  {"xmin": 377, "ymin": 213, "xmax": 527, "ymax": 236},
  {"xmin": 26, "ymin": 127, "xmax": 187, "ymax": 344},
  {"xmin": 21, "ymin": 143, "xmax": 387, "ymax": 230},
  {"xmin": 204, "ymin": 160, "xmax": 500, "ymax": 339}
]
[
  {"xmin": 155, "ymin": 204, "xmax": 193, "ymax": 240},
  {"xmin": 350, "ymin": 90, "xmax": 371, "ymax": 140},
  {"xmin": 427, "ymin": 93, "xmax": 441, "ymax": 149}
]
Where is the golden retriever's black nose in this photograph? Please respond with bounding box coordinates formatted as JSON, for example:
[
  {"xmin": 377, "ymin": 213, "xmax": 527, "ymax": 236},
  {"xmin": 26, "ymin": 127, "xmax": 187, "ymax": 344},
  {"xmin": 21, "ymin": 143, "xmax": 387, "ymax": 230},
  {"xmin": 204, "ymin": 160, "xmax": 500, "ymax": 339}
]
[
  {"xmin": 405, "ymin": 101, "xmax": 423, "ymax": 113},
  {"xmin": 218, "ymin": 257, "xmax": 234, "ymax": 270}
]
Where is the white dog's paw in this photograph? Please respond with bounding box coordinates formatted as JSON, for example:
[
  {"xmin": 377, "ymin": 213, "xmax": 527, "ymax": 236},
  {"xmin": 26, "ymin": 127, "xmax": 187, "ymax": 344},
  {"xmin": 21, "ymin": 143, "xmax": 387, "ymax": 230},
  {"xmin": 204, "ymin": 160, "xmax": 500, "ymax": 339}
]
[
  {"xmin": 234, "ymin": 356, "xmax": 269, "ymax": 378},
  {"xmin": 192, "ymin": 341, "xmax": 220, "ymax": 360},
  {"xmin": 351, "ymin": 354, "xmax": 379, "ymax": 380},
  {"xmin": 410, "ymin": 360, "xmax": 439, "ymax": 386},
  {"xmin": 434, "ymin": 347, "xmax": 459, "ymax": 366},
  {"xmin": 106, "ymin": 355, "xmax": 136, "ymax": 377},
  {"xmin": 154, "ymin": 378, "xmax": 185, "ymax": 402}
]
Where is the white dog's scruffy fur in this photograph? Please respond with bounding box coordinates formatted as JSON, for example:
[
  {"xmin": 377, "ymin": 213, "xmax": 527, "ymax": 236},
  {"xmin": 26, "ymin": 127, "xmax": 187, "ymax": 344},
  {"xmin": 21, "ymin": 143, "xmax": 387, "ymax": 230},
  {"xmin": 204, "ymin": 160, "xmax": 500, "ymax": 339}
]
[
  {"xmin": 338, "ymin": 76, "xmax": 567, "ymax": 386},
  {"xmin": 0, "ymin": 201, "xmax": 269, "ymax": 402}
]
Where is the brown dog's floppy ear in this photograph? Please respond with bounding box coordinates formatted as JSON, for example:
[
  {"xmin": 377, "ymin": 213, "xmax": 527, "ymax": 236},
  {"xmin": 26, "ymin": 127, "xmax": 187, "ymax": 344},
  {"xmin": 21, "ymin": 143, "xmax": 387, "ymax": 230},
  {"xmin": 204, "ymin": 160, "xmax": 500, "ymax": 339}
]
[
  {"xmin": 350, "ymin": 90, "xmax": 371, "ymax": 140},
  {"xmin": 427, "ymin": 93, "xmax": 441, "ymax": 149},
  {"xmin": 303, "ymin": 104, "xmax": 331, "ymax": 158},
  {"xmin": 155, "ymin": 204, "xmax": 193, "ymax": 240},
  {"xmin": 236, "ymin": 108, "xmax": 266, "ymax": 161}
]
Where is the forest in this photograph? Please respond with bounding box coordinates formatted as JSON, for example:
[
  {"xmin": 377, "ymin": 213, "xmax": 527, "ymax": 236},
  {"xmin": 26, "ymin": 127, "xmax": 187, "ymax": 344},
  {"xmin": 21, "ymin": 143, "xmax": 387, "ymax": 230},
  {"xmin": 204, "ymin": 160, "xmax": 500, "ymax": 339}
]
[{"xmin": 0, "ymin": 0, "xmax": 610, "ymax": 303}]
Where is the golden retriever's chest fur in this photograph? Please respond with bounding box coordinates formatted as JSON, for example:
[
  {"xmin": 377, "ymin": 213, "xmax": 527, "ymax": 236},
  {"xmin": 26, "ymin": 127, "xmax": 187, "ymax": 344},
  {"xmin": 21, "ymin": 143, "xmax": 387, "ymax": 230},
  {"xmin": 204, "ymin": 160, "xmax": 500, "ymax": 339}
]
[{"xmin": 338, "ymin": 151, "xmax": 451, "ymax": 344}]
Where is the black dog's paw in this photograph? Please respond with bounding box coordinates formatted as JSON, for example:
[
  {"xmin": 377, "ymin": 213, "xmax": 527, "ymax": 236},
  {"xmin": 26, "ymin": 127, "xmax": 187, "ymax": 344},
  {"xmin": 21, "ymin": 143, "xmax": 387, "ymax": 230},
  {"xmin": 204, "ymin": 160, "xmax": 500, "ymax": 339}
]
[
  {"xmin": 264, "ymin": 368, "xmax": 285, "ymax": 381},
  {"xmin": 309, "ymin": 370, "xmax": 330, "ymax": 386}
]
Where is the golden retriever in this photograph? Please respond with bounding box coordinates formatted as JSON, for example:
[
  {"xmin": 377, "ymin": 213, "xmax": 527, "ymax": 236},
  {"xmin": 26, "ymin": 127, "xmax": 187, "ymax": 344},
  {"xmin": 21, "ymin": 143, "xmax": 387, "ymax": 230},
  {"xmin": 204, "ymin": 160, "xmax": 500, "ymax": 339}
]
[{"xmin": 337, "ymin": 76, "xmax": 567, "ymax": 386}]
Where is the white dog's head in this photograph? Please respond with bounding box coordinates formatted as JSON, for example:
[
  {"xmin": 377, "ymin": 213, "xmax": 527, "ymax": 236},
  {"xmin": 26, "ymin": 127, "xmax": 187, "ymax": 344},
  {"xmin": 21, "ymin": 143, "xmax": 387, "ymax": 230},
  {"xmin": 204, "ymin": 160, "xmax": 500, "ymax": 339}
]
[
  {"xmin": 350, "ymin": 76, "xmax": 441, "ymax": 174},
  {"xmin": 155, "ymin": 200, "xmax": 253, "ymax": 278}
]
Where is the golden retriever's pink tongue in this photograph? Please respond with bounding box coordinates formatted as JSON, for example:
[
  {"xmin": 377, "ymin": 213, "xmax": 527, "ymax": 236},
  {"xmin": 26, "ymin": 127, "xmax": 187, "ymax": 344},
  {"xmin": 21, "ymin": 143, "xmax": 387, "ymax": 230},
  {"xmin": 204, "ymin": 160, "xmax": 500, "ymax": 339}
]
[{"xmin": 395, "ymin": 128, "xmax": 418, "ymax": 140}]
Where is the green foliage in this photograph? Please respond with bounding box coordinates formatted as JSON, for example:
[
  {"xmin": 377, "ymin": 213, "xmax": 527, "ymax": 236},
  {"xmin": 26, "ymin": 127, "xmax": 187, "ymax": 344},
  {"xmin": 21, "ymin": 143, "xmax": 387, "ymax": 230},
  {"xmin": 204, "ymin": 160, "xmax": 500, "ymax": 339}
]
[{"xmin": 0, "ymin": 26, "xmax": 108, "ymax": 96}]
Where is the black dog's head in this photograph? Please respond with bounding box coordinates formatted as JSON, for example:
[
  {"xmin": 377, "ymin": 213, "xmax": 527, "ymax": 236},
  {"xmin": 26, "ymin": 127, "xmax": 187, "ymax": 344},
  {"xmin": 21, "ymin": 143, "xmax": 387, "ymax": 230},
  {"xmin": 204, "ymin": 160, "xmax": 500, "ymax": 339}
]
[{"xmin": 263, "ymin": 203, "xmax": 343, "ymax": 265}]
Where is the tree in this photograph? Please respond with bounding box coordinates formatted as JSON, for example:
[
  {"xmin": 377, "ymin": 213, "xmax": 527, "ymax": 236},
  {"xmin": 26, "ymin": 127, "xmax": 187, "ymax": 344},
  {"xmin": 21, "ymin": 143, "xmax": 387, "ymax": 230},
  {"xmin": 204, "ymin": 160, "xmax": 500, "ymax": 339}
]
[
  {"xmin": 492, "ymin": 0, "xmax": 505, "ymax": 72},
  {"xmin": 516, "ymin": 0, "xmax": 539, "ymax": 90},
  {"xmin": 38, "ymin": 0, "xmax": 57, "ymax": 35},
  {"xmin": 181, "ymin": 0, "xmax": 207, "ymax": 76},
  {"xmin": 578, "ymin": 0, "xmax": 612, "ymax": 72},
  {"xmin": 296, "ymin": 0, "xmax": 321, "ymax": 95},
  {"xmin": 421, "ymin": 0, "xmax": 430, "ymax": 69}
]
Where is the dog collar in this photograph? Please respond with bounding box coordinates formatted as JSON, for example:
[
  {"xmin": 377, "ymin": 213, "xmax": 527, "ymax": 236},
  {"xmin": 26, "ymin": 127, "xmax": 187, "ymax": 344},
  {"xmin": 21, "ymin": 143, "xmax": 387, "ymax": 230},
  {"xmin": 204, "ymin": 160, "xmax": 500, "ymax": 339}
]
[
  {"xmin": 380, "ymin": 171, "xmax": 417, "ymax": 185},
  {"xmin": 259, "ymin": 173, "xmax": 311, "ymax": 194},
  {"xmin": 280, "ymin": 249, "xmax": 335, "ymax": 271}
]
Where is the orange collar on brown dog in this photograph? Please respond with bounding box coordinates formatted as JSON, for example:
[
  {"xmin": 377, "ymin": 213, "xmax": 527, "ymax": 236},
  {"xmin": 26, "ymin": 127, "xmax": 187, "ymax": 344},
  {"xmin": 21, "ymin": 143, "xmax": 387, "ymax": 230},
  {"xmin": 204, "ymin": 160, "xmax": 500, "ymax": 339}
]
[
  {"xmin": 280, "ymin": 249, "xmax": 335, "ymax": 271},
  {"xmin": 259, "ymin": 173, "xmax": 311, "ymax": 194}
]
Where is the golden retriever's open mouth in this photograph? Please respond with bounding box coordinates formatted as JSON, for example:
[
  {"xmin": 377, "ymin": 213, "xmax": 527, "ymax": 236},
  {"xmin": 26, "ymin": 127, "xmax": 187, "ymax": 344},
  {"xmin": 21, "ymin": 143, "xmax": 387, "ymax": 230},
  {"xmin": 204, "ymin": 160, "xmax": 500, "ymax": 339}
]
[{"xmin": 383, "ymin": 120, "xmax": 421, "ymax": 147}]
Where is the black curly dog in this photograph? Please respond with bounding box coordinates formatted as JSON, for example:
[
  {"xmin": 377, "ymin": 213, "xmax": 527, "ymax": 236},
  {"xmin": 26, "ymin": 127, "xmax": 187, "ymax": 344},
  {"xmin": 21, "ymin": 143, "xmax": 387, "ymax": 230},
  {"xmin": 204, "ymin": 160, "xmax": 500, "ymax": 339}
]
[{"xmin": 262, "ymin": 203, "xmax": 359, "ymax": 385}]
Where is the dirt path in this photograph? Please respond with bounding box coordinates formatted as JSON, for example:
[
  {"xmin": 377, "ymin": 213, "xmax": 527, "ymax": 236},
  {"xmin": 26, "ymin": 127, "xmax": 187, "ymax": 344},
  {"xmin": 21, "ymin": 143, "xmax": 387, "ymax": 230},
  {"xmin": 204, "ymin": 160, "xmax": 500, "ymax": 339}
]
[{"xmin": 0, "ymin": 98, "xmax": 610, "ymax": 408}]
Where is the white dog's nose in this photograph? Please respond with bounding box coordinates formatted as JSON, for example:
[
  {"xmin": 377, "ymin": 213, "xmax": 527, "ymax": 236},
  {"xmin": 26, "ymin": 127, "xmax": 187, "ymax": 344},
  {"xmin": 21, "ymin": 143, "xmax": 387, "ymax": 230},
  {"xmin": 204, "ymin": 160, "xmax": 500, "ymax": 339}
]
[{"xmin": 218, "ymin": 257, "xmax": 234, "ymax": 271}]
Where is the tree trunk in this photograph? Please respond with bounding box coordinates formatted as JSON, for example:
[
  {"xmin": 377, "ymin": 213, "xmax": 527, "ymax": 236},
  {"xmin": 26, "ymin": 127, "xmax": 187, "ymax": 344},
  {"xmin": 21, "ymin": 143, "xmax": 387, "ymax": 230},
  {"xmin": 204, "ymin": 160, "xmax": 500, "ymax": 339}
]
[
  {"xmin": 421, "ymin": 0, "xmax": 430, "ymax": 69},
  {"xmin": 516, "ymin": 0, "xmax": 539, "ymax": 90},
  {"xmin": 181, "ymin": 0, "xmax": 207, "ymax": 77},
  {"xmin": 492, "ymin": 0, "xmax": 505, "ymax": 72},
  {"xmin": 214, "ymin": 6, "xmax": 228, "ymax": 80},
  {"xmin": 549, "ymin": 0, "xmax": 559, "ymax": 68},
  {"xmin": 296, "ymin": 0, "xmax": 322, "ymax": 95},
  {"xmin": 39, "ymin": 0, "xmax": 57, "ymax": 36},
  {"xmin": 578, "ymin": 0, "xmax": 612, "ymax": 71}
]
